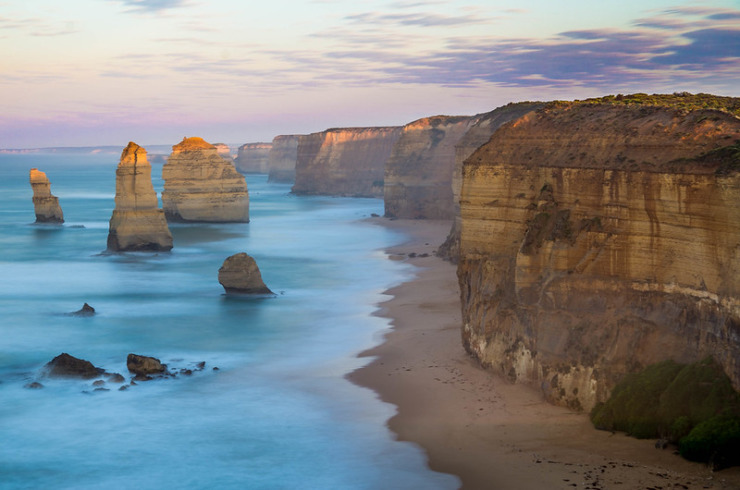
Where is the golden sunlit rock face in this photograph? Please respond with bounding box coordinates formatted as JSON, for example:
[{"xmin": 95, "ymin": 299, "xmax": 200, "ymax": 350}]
[
  {"xmin": 458, "ymin": 97, "xmax": 740, "ymax": 411},
  {"xmin": 293, "ymin": 127, "xmax": 401, "ymax": 197},
  {"xmin": 29, "ymin": 168, "xmax": 64, "ymax": 223},
  {"xmin": 162, "ymin": 137, "xmax": 249, "ymax": 223},
  {"xmin": 107, "ymin": 142, "xmax": 173, "ymax": 251},
  {"xmin": 235, "ymin": 143, "xmax": 272, "ymax": 174},
  {"xmin": 267, "ymin": 135, "xmax": 301, "ymax": 184},
  {"xmin": 384, "ymin": 115, "xmax": 478, "ymax": 219}
]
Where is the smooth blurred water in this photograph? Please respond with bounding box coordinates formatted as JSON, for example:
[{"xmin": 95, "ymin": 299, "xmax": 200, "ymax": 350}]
[{"xmin": 0, "ymin": 153, "xmax": 459, "ymax": 489}]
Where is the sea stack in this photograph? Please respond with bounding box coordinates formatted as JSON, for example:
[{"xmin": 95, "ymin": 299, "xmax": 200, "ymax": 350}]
[
  {"xmin": 162, "ymin": 137, "xmax": 249, "ymax": 222},
  {"xmin": 218, "ymin": 253, "xmax": 273, "ymax": 294},
  {"xmin": 267, "ymin": 135, "xmax": 301, "ymax": 183},
  {"xmin": 29, "ymin": 168, "xmax": 64, "ymax": 223},
  {"xmin": 107, "ymin": 142, "xmax": 173, "ymax": 252}
]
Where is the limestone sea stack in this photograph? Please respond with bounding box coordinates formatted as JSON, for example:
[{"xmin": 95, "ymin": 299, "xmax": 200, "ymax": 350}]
[
  {"xmin": 107, "ymin": 142, "xmax": 173, "ymax": 252},
  {"xmin": 218, "ymin": 252, "xmax": 273, "ymax": 294},
  {"xmin": 29, "ymin": 168, "xmax": 64, "ymax": 223},
  {"xmin": 293, "ymin": 127, "xmax": 401, "ymax": 197},
  {"xmin": 213, "ymin": 143, "xmax": 234, "ymax": 162},
  {"xmin": 384, "ymin": 115, "xmax": 478, "ymax": 219},
  {"xmin": 458, "ymin": 93, "xmax": 740, "ymax": 411},
  {"xmin": 162, "ymin": 137, "xmax": 249, "ymax": 222},
  {"xmin": 235, "ymin": 142, "xmax": 272, "ymax": 174},
  {"xmin": 267, "ymin": 135, "xmax": 301, "ymax": 183}
]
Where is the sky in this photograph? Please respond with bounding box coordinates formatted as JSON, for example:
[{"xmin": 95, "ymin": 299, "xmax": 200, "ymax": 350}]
[{"xmin": 1, "ymin": 0, "xmax": 738, "ymax": 148}]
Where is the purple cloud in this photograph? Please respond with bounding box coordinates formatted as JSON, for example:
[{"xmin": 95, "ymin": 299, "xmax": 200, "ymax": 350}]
[{"xmin": 108, "ymin": 0, "xmax": 191, "ymax": 13}]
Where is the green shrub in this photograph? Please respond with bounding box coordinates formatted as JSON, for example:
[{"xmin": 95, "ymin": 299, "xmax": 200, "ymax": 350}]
[{"xmin": 679, "ymin": 415, "xmax": 740, "ymax": 469}]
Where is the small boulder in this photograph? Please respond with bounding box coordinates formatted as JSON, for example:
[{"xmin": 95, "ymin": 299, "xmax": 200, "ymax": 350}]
[
  {"xmin": 218, "ymin": 253, "xmax": 273, "ymax": 294},
  {"xmin": 92, "ymin": 380, "xmax": 106, "ymax": 387},
  {"xmin": 45, "ymin": 353, "xmax": 103, "ymax": 379},
  {"xmin": 127, "ymin": 353, "xmax": 167, "ymax": 376},
  {"xmin": 106, "ymin": 373, "xmax": 125, "ymax": 383},
  {"xmin": 25, "ymin": 381, "xmax": 44, "ymax": 389},
  {"xmin": 70, "ymin": 303, "xmax": 95, "ymax": 317}
]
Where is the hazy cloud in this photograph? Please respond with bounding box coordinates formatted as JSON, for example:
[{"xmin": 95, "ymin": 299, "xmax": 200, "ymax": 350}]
[
  {"xmin": 108, "ymin": 0, "xmax": 192, "ymax": 13},
  {"xmin": 345, "ymin": 11, "xmax": 486, "ymax": 27}
]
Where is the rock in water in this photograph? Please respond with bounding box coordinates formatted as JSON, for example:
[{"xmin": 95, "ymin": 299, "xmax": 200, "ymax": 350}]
[
  {"xmin": 29, "ymin": 168, "xmax": 64, "ymax": 223},
  {"xmin": 162, "ymin": 137, "xmax": 249, "ymax": 222},
  {"xmin": 218, "ymin": 253, "xmax": 273, "ymax": 294},
  {"xmin": 235, "ymin": 142, "xmax": 272, "ymax": 174},
  {"xmin": 45, "ymin": 353, "xmax": 103, "ymax": 379},
  {"xmin": 70, "ymin": 303, "xmax": 95, "ymax": 316},
  {"xmin": 127, "ymin": 354, "xmax": 167, "ymax": 376},
  {"xmin": 107, "ymin": 142, "xmax": 173, "ymax": 252}
]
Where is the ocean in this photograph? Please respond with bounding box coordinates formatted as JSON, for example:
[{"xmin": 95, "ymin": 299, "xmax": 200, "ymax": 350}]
[{"xmin": 0, "ymin": 151, "xmax": 459, "ymax": 489}]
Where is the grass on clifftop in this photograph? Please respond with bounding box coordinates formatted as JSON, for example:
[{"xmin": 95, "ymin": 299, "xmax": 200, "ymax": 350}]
[
  {"xmin": 557, "ymin": 92, "xmax": 740, "ymax": 117},
  {"xmin": 590, "ymin": 357, "xmax": 740, "ymax": 469}
]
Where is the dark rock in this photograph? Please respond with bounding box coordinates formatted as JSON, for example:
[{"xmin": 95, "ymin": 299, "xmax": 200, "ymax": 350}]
[
  {"xmin": 127, "ymin": 353, "xmax": 167, "ymax": 376},
  {"xmin": 213, "ymin": 367, "xmax": 220, "ymax": 371},
  {"xmin": 45, "ymin": 353, "xmax": 103, "ymax": 379},
  {"xmin": 371, "ymin": 213, "xmax": 380, "ymax": 218},
  {"xmin": 195, "ymin": 361, "xmax": 206, "ymax": 370},
  {"xmin": 218, "ymin": 253, "xmax": 273, "ymax": 294},
  {"xmin": 106, "ymin": 373, "xmax": 125, "ymax": 383},
  {"xmin": 25, "ymin": 381, "xmax": 44, "ymax": 389},
  {"xmin": 70, "ymin": 303, "xmax": 95, "ymax": 317},
  {"xmin": 92, "ymin": 380, "xmax": 106, "ymax": 387},
  {"xmin": 93, "ymin": 387, "xmax": 110, "ymax": 392},
  {"xmin": 655, "ymin": 439, "xmax": 669, "ymax": 449},
  {"xmin": 119, "ymin": 385, "xmax": 128, "ymax": 391},
  {"xmin": 180, "ymin": 369, "xmax": 193, "ymax": 376}
]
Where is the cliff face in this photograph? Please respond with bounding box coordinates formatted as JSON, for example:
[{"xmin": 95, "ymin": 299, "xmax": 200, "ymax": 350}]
[
  {"xmin": 213, "ymin": 143, "xmax": 234, "ymax": 162},
  {"xmin": 29, "ymin": 168, "xmax": 64, "ymax": 223},
  {"xmin": 107, "ymin": 142, "xmax": 173, "ymax": 251},
  {"xmin": 384, "ymin": 115, "xmax": 478, "ymax": 219},
  {"xmin": 267, "ymin": 135, "xmax": 301, "ymax": 183},
  {"xmin": 438, "ymin": 103, "xmax": 545, "ymax": 261},
  {"xmin": 458, "ymin": 95, "xmax": 740, "ymax": 411},
  {"xmin": 162, "ymin": 137, "xmax": 249, "ymax": 222},
  {"xmin": 292, "ymin": 127, "xmax": 401, "ymax": 197},
  {"xmin": 235, "ymin": 143, "xmax": 272, "ymax": 174}
]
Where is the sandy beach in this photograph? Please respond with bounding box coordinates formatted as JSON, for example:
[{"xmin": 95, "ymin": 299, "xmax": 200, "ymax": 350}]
[{"xmin": 349, "ymin": 218, "xmax": 740, "ymax": 490}]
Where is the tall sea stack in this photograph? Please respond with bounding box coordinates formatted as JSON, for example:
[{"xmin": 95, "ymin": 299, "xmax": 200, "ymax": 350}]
[
  {"xmin": 107, "ymin": 142, "xmax": 173, "ymax": 252},
  {"xmin": 29, "ymin": 168, "xmax": 64, "ymax": 223},
  {"xmin": 162, "ymin": 137, "xmax": 249, "ymax": 222}
]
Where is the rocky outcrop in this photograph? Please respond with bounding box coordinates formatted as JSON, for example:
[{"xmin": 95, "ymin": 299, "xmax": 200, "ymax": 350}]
[
  {"xmin": 45, "ymin": 353, "xmax": 103, "ymax": 379},
  {"xmin": 69, "ymin": 303, "xmax": 95, "ymax": 317},
  {"xmin": 384, "ymin": 115, "xmax": 478, "ymax": 219},
  {"xmin": 267, "ymin": 135, "xmax": 301, "ymax": 183},
  {"xmin": 162, "ymin": 137, "xmax": 249, "ymax": 222},
  {"xmin": 438, "ymin": 102, "xmax": 546, "ymax": 262},
  {"xmin": 29, "ymin": 168, "xmax": 64, "ymax": 223},
  {"xmin": 293, "ymin": 127, "xmax": 401, "ymax": 197},
  {"xmin": 127, "ymin": 353, "xmax": 167, "ymax": 376},
  {"xmin": 107, "ymin": 142, "xmax": 173, "ymax": 252},
  {"xmin": 458, "ymin": 94, "xmax": 740, "ymax": 411},
  {"xmin": 218, "ymin": 252, "xmax": 273, "ymax": 294},
  {"xmin": 235, "ymin": 142, "xmax": 272, "ymax": 174}
]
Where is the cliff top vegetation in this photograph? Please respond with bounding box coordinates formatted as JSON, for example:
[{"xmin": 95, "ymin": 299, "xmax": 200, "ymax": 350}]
[{"xmin": 554, "ymin": 92, "xmax": 740, "ymax": 117}]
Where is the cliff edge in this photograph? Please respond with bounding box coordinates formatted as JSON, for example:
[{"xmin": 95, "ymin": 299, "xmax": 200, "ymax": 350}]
[{"xmin": 458, "ymin": 93, "xmax": 740, "ymax": 411}]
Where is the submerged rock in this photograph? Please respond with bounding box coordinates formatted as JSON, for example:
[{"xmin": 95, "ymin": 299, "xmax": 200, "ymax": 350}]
[
  {"xmin": 70, "ymin": 303, "xmax": 95, "ymax": 316},
  {"xmin": 45, "ymin": 353, "xmax": 103, "ymax": 379},
  {"xmin": 218, "ymin": 253, "xmax": 273, "ymax": 294},
  {"xmin": 107, "ymin": 142, "xmax": 173, "ymax": 252},
  {"xmin": 25, "ymin": 381, "xmax": 44, "ymax": 389},
  {"xmin": 127, "ymin": 353, "xmax": 167, "ymax": 376},
  {"xmin": 29, "ymin": 168, "xmax": 64, "ymax": 223}
]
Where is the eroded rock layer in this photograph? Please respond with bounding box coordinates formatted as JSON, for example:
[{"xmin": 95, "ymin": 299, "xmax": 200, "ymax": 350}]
[
  {"xmin": 235, "ymin": 142, "xmax": 272, "ymax": 174},
  {"xmin": 107, "ymin": 142, "xmax": 173, "ymax": 252},
  {"xmin": 162, "ymin": 137, "xmax": 249, "ymax": 222},
  {"xmin": 267, "ymin": 135, "xmax": 301, "ymax": 183},
  {"xmin": 384, "ymin": 115, "xmax": 478, "ymax": 219},
  {"xmin": 293, "ymin": 127, "xmax": 401, "ymax": 197},
  {"xmin": 458, "ymin": 94, "xmax": 740, "ymax": 411},
  {"xmin": 29, "ymin": 168, "xmax": 64, "ymax": 223},
  {"xmin": 438, "ymin": 102, "xmax": 545, "ymax": 261}
]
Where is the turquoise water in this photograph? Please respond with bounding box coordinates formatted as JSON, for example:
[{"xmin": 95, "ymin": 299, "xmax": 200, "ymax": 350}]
[{"xmin": 0, "ymin": 152, "xmax": 459, "ymax": 489}]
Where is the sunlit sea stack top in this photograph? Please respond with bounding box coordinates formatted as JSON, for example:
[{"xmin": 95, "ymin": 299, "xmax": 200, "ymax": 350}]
[
  {"xmin": 162, "ymin": 136, "xmax": 249, "ymax": 223},
  {"xmin": 29, "ymin": 167, "xmax": 64, "ymax": 223},
  {"xmin": 107, "ymin": 142, "xmax": 173, "ymax": 252}
]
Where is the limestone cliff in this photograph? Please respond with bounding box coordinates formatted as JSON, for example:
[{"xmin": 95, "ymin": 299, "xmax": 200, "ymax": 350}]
[
  {"xmin": 29, "ymin": 168, "xmax": 64, "ymax": 223},
  {"xmin": 214, "ymin": 143, "xmax": 235, "ymax": 162},
  {"xmin": 267, "ymin": 135, "xmax": 301, "ymax": 183},
  {"xmin": 458, "ymin": 94, "xmax": 740, "ymax": 411},
  {"xmin": 107, "ymin": 142, "xmax": 173, "ymax": 252},
  {"xmin": 384, "ymin": 115, "xmax": 478, "ymax": 219},
  {"xmin": 293, "ymin": 127, "xmax": 401, "ymax": 197},
  {"xmin": 162, "ymin": 137, "xmax": 249, "ymax": 222},
  {"xmin": 235, "ymin": 142, "xmax": 272, "ymax": 174},
  {"xmin": 438, "ymin": 102, "xmax": 546, "ymax": 261}
]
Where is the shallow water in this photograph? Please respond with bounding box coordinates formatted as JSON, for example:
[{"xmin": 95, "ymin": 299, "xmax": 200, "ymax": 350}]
[{"xmin": 0, "ymin": 153, "xmax": 459, "ymax": 489}]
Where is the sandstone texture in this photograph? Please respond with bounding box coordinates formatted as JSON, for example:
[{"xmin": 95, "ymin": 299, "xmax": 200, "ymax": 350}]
[
  {"xmin": 438, "ymin": 103, "xmax": 546, "ymax": 261},
  {"xmin": 162, "ymin": 137, "xmax": 249, "ymax": 222},
  {"xmin": 107, "ymin": 142, "xmax": 173, "ymax": 252},
  {"xmin": 218, "ymin": 252, "xmax": 273, "ymax": 294},
  {"xmin": 127, "ymin": 353, "xmax": 167, "ymax": 376},
  {"xmin": 384, "ymin": 115, "xmax": 478, "ymax": 219},
  {"xmin": 458, "ymin": 94, "xmax": 740, "ymax": 412},
  {"xmin": 29, "ymin": 168, "xmax": 64, "ymax": 223},
  {"xmin": 267, "ymin": 135, "xmax": 301, "ymax": 183},
  {"xmin": 235, "ymin": 142, "xmax": 272, "ymax": 174},
  {"xmin": 293, "ymin": 127, "xmax": 401, "ymax": 197}
]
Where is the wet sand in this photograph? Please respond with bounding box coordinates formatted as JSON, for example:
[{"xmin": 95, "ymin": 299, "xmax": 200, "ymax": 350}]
[{"xmin": 349, "ymin": 218, "xmax": 740, "ymax": 490}]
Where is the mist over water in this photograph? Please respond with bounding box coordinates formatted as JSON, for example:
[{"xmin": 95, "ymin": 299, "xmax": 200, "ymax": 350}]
[{"xmin": 0, "ymin": 153, "xmax": 458, "ymax": 489}]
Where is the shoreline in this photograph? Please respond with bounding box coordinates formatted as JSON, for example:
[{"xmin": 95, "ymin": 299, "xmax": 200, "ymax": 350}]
[{"xmin": 349, "ymin": 218, "xmax": 740, "ymax": 489}]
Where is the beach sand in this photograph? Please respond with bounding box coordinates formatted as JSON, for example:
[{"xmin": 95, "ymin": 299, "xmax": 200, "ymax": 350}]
[{"xmin": 349, "ymin": 218, "xmax": 740, "ymax": 490}]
